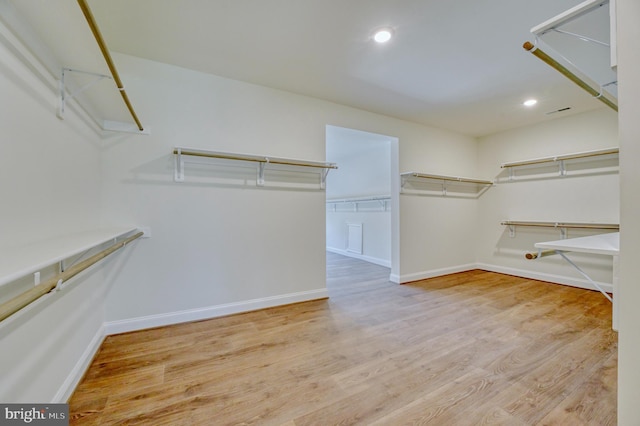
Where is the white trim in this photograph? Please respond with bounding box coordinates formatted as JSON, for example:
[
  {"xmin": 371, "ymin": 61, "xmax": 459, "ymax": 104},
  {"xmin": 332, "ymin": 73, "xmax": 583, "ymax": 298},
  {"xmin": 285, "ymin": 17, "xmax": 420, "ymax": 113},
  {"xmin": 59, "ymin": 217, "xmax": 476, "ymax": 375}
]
[
  {"xmin": 53, "ymin": 325, "xmax": 105, "ymax": 403},
  {"xmin": 104, "ymin": 288, "xmax": 329, "ymax": 335},
  {"xmin": 394, "ymin": 262, "xmax": 612, "ymax": 293},
  {"xmin": 326, "ymin": 247, "xmax": 391, "ymax": 268},
  {"xmin": 398, "ymin": 264, "xmax": 477, "ymax": 284},
  {"xmin": 476, "ymin": 263, "xmax": 613, "ymax": 293}
]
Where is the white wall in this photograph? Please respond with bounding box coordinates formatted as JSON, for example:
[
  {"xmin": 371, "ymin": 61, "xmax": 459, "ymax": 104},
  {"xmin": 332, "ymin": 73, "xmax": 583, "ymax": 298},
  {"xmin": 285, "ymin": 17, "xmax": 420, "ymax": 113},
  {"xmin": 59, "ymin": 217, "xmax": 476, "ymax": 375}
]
[
  {"xmin": 616, "ymin": 0, "xmax": 640, "ymax": 422},
  {"xmin": 100, "ymin": 53, "xmax": 479, "ymax": 329},
  {"xmin": 476, "ymin": 109, "xmax": 619, "ymax": 290},
  {"xmin": 398, "ymin": 130, "xmax": 481, "ymax": 282},
  {"xmin": 0, "ymin": 27, "xmax": 107, "ymax": 402},
  {"xmin": 326, "ymin": 126, "xmax": 392, "ymax": 267}
]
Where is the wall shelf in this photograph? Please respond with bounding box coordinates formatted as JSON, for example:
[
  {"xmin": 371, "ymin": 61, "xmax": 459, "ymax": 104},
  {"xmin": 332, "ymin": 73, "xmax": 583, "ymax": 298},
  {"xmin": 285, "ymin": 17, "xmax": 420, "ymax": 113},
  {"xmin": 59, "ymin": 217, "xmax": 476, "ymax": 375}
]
[
  {"xmin": 501, "ymin": 220, "xmax": 619, "ymax": 238},
  {"xmin": 400, "ymin": 172, "xmax": 493, "ymax": 197},
  {"xmin": 0, "ymin": 0, "xmax": 147, "ymax": 135},
  {"xmin": 0, "ymin": 227, "xmax": 146, "ymax": 322},
  {"xmin": 326, "ymin": 195, "xmax": 390, "ymax": 212},
  {"xmin": 0, "ymin": 227, "xmax": 141, "ymax": 288},
  {"xmin": 174, "ymin": 148, "xmax": 337, "ymax": 189},
  {"xmin": 500, "ymin": 147, "xmax": 618, "ymax": 179}
]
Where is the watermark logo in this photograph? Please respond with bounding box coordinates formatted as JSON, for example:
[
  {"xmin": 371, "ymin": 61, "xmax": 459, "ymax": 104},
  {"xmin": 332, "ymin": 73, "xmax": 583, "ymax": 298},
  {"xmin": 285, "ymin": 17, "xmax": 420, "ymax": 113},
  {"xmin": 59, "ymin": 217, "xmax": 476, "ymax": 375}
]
[{"xmin": 1, "ymin": 404, "xmax": 68, "ymax": 425}]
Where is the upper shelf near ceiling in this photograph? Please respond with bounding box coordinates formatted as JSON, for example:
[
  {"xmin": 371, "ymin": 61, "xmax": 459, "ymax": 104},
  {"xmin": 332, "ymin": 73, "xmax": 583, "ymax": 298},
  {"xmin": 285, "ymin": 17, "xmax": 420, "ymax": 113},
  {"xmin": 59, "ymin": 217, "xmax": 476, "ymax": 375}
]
[{"xmin": 0, "ymin": 0, "xmax": 146, "ymax": 134}]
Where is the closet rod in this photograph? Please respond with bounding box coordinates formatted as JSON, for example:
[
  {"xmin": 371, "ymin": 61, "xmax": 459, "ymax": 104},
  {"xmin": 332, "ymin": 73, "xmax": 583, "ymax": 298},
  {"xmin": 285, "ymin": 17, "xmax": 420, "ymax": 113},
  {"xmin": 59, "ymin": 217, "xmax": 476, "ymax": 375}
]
[
  {"xmin": 174, "ymin": 148, "xmax": 338, "ymax": 169},
  {"xmin": 525, "ymin": 249, "xmax": 556, "ymax": 260},
  {"xmin": 77, "ymin": 0, "xmax": 144, "ymax": 131},
  {"xmin": 0, "ymin": 232, "xmax": 143, "ymax": 322},
  {"xmin": 401, "ymin": 172, "xmax": 493, "ymax": 186},
  {"xmin": 327, "ymin": 195, "xmax": 390, "ymax": 204},
  {"xmin": 501, "ymin": 221, "xmax": 619, "ymax": 230},
  {"xmin": 522, "ymin": 41, "xmax": 618, "ymax": 112},
  {"xmin": 501, "ymin": 147, "xmax": 619, "ymax": 168}
]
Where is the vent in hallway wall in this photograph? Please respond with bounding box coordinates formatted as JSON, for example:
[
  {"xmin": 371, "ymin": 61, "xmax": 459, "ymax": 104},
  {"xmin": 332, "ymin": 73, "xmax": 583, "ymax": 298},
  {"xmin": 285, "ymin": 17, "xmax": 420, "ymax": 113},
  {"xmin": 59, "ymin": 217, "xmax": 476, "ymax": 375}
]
[{"xmin": 347, "ymin": 223, "xmax": 363, "ymax": 254}]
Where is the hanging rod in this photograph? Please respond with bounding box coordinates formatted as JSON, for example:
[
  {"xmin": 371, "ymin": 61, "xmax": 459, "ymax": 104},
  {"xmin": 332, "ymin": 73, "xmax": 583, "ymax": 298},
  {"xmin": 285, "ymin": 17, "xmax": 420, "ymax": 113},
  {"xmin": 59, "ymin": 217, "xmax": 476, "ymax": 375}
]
[
  {"xmin": 400, "ymin": 172, "xmax": 493, "ymax": 186},
  {"xmin": 326, "ymin": 195, "xmax": 390, "ymax": 212},
  {"xmin": 174, "ymin": 148, "xmax": 338, "ymax": 169},
  {"xmin": 77, "ymin": 0, "xmax": 144, "ymax": 131},
  {"xmin": 501, "ymin": 221, "xmax": 619, "ymax": 230},
  {"xmin": 326, "ymin": 195, "xmax": 390, "ymax": 204},
  {"xmin": 525, "ymin": 249, "xmax": 557, "ymax": 260},
  {"xmin": 522, "ymin": 41, "xmax": 617, "ymax": 112},
  {"xmin": 173, "ymin": 148, "xmax": 337, "ymax": 187},
  {"xmin": 0, "ymin": 231, "xmax": 143, "ymax": 322},
  {"xmin": 501, "ymin": 147, "xmax": 618, "ymax": 169}
]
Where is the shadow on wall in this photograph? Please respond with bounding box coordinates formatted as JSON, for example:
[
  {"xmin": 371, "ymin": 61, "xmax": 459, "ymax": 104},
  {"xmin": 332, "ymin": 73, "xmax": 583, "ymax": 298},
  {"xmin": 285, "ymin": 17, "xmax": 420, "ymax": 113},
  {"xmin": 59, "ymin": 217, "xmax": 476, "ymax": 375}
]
[{"xmin": 124, "ymin": 154, "xmax": 330, "ymax": 191}]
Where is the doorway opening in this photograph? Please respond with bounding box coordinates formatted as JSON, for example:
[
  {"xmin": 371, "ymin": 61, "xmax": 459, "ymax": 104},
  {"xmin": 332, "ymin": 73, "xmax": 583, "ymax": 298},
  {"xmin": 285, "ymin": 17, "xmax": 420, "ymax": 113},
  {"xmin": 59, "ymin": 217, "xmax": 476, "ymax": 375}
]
[{"xmin": 325, "ymin": 125, "xmax": 399, "ymax": 287}]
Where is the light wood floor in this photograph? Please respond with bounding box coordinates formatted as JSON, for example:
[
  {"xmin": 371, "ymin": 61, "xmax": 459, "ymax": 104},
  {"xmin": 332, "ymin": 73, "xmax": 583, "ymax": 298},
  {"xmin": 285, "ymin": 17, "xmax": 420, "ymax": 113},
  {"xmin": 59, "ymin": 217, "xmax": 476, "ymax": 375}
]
[{"xmin": 69, "ymin": 253, "xmax": 617, "ymax": 425}]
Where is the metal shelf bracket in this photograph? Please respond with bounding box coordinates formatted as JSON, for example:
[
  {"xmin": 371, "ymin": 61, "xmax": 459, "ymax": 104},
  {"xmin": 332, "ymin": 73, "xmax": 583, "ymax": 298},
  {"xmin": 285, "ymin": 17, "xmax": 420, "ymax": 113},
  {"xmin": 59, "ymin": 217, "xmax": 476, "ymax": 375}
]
[
  {"xmin": 57, "ymin": 68, "xmax": 111, "ymax": 121},
  {"xmin": 174, "ymin": 149, "xmax": 185, "ymax": 182}
]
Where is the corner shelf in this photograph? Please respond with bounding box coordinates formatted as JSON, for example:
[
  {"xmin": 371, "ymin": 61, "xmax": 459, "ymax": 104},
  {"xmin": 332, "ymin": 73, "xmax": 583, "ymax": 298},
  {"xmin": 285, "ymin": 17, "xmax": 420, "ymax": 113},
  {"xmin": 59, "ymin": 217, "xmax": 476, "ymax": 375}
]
[{"xmin": 400, "ymin": 172, "xmax": 493, "ymax": 197}]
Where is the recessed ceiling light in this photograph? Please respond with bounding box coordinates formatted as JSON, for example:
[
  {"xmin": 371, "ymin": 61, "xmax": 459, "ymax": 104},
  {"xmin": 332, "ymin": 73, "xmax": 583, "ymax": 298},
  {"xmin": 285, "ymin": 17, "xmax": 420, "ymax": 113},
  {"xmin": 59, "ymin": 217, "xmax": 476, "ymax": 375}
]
[
  {"xmin": 373, "ymin": 28, "xmax": 393, "ymax": 43},
  {"xmin": 523, "ymin": 99, "xmax": 538, "ymax": 107}
]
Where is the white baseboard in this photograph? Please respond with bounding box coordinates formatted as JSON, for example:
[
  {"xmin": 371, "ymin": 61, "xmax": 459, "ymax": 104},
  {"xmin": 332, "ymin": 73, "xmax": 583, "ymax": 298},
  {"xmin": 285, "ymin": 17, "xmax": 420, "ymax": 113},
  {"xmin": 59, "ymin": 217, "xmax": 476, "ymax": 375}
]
[
  {"xmin": 398, "ymin": 264, "xmax": 477, "ymax": 284},
  {"xmin": 102, "ymin": 262, "xmax": 610, "ymax": 335},
  {"xmin": 476, "ymin": 263, "xmax": 613, "ymax": 293},
  {"xmin": 54, "ymin": 325, "xmax": 105, "ymax": 403},
  {"xmin": 393, "ymin": 262, "xmax": 612, "ymax": 293},
  {"xmin": 326, "ymin": 247, "xmax": 391, "ymax": 268},
  {"xmin": 104, "ymin": 288, "xmax": 329, "ymax": 335}
]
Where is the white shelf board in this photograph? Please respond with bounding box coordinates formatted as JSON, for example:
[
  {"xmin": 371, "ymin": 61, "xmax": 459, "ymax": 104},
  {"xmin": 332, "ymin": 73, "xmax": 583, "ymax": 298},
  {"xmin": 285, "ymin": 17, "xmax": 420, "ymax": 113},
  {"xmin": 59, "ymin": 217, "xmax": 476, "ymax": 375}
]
[
  {"xmin": 0, "ymin": 227, "xmax": 137, "ymax": 287},
  {"xmin": 535, "ymin": 232, "xmax": 619, "ymax": 256}
]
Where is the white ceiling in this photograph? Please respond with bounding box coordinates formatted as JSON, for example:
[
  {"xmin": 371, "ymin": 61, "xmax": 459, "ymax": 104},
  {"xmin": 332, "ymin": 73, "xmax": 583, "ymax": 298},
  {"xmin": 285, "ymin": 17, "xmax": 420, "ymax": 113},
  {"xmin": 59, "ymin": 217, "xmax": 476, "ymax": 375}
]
[{"xmin": 7, "ymin": 0, "xmax": 613, "ymax": 137}]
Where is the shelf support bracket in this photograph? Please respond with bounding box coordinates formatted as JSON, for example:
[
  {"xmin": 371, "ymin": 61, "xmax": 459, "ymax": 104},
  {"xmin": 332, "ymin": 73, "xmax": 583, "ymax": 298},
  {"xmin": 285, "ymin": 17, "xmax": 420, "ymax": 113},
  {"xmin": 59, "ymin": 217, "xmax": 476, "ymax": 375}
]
[
  {"xmin": 174, "ymin": 149, "xmax": 185, "ymax": 182},
  {"xmin": 320, "ymin": 168, "xmax": 330, "ymax": 190},
  {"xmin": 559, "ymin": 160, "xmax": 567, "ymax": 176},
  {"xmin": 57, "ymin": 68, "xmax": 111, "ymax": 121},
  {"xmin": 508, "ymin": 224, "xmax": 516, "ymax": 238},
  {"xmin": 257, "ymin": 162, "xmax": 266, "ymax": 186}
]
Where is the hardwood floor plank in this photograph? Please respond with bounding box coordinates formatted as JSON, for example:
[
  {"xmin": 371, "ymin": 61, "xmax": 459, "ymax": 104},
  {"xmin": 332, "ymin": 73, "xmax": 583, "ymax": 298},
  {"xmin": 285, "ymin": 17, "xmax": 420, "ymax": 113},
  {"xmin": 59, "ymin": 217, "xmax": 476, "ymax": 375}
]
[
  {"xmin": 502, "ymin": 327, "xmax": 617, "ymax": 424},
  {"xmin": 69, "ymin": 253, "xmax": 616, "ymax": 425},
  {"xmin": 537, "ymin": 352, "xmax": 617, "ymax": 426}
]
